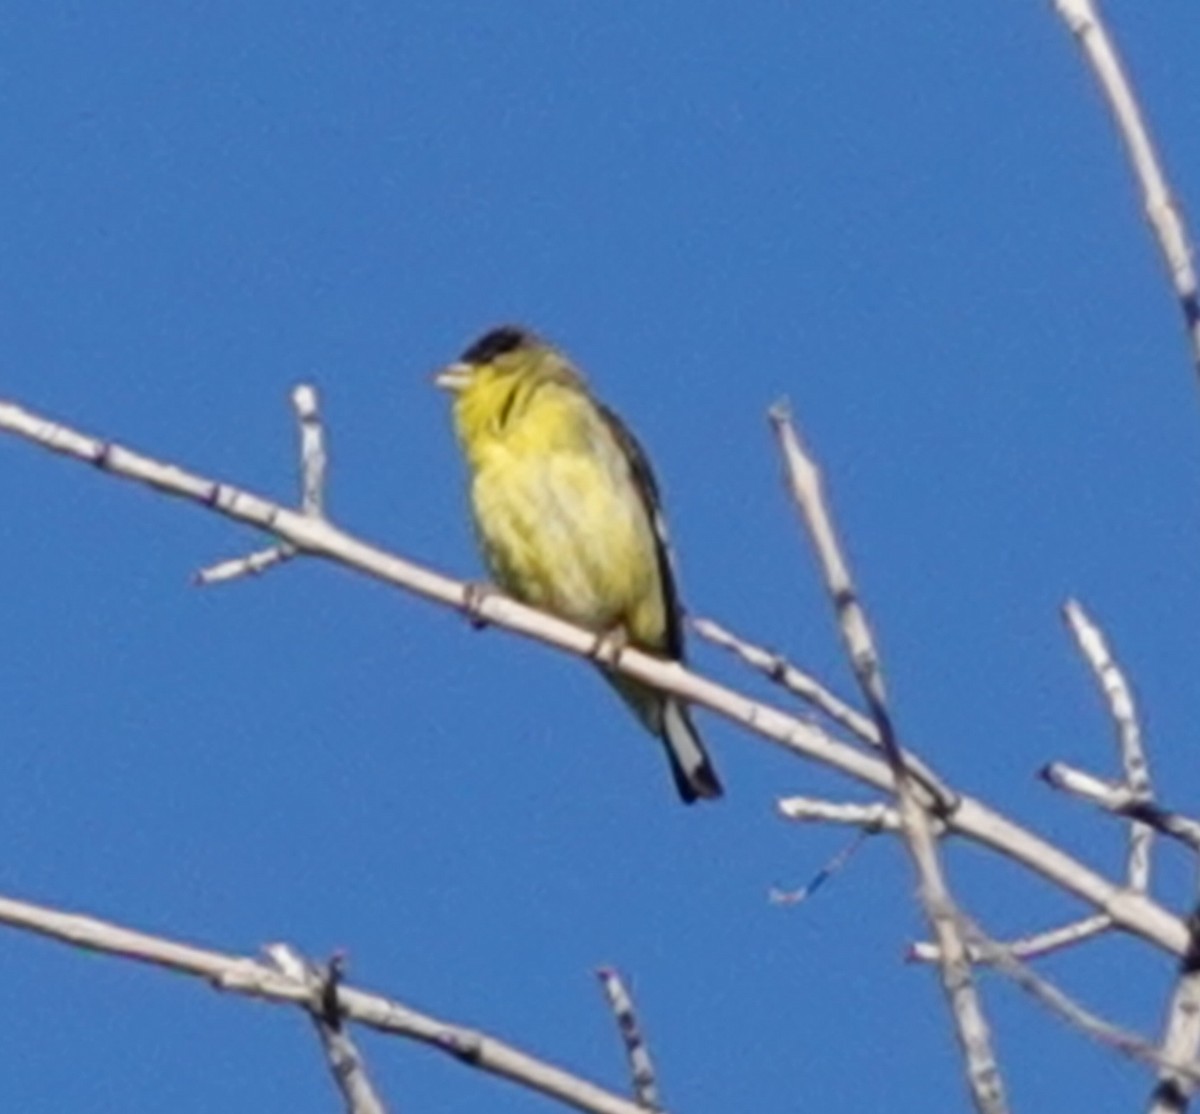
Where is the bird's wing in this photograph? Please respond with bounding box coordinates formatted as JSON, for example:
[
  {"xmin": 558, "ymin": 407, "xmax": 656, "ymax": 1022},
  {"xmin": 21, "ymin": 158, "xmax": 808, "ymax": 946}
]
[{"xmin": 597, "ymin": 403, "xmax": 686, "ymax": 660}]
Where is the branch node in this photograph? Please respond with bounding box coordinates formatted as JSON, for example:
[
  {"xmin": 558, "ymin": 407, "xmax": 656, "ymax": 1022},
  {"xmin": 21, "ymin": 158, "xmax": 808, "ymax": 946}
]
[
  {"xmin": 461, "ymin": 581, "xmax": 494, "ymax": 630},
  {"xmin": 320, "ymin": 950, "xmax": 348, "ymax": 1031},
  {"xmin": 438, "ymin": 1027, "xmax": 484, "ymax": 1063},
  {"xmin": 597, "ymin": 967, "xmax": 662, "ymax": 1110}
]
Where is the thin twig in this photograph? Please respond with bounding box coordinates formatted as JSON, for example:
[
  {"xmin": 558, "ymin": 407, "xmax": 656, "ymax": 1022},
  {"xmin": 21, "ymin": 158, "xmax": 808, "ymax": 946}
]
[
  {"xmin": 196, "ymin": 544, "xmax": 295, "ymax": 584},
  {"xmin": 596, "ymin": 969, "xmax": 661, "ymax": 1111},
  {"xmin": 918, "ymin": 918, "xmax": 1200, "ymax": 1086},
  {"xmin": 1049, "ymin": 8, "xmax": 1200, "ymax": 1097},
  {"xmin": 1042, "ymin": 764, "xmax": 1200, "ymax": 853},
  {"xmin": 196, "ymin": 382, "xmax": 328, "ymax": 584},
  {"xmin": 0, "ymin": 396, "xmax": 1189, "ymax": 958},
  {"xmin": 1042, "ymin": 762, "xmax": 1126, "ymax": 806},
  {"xmin": 294, "ymin": 384, "xmax": 327, "ymax": 518},
  {"xmin": 267, "ymin": 946, "xmax": 389, "ymax": 1114},
  {"xmin": 770, "ymin": 403, "xmax": 1007, "ymax": 1114},
  {"xmin": 693, "ymin": 615, "xmax": 955, "ymax": 805},
  {"xmin": 769, "ymin": 830, "xmax": 873, "ymax": 906},
  {"xmin": 969, "ymin": 927, "xmax": 1200, "ymax": 1085},
  {"xmin": 0, "ymin": 892, "xmax": 648, "ymax": 1114},
  {"xmin": 692, "ymin": 615, "xmax": 876, "ymax": 741},
  {"xmin": 1052, "ymin": 0, "xmax": 1200, "ymax": 384},
  {"xmin": 1063, "ymin": 600, "xmax": 1152, "ymax": 889},
  {"xmin": 777, "ymin": 796, "xmax": 902, "ymax": 832},
  {"xmin": 911, "ymin": 914, "xmax": 1113, "ymax": 964}
]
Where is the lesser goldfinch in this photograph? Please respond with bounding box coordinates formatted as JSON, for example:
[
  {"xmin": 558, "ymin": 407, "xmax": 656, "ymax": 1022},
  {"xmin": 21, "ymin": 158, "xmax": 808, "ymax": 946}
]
[{"xmin": 434, "ymin": 325, "xmax": 723, "ymax": 804}]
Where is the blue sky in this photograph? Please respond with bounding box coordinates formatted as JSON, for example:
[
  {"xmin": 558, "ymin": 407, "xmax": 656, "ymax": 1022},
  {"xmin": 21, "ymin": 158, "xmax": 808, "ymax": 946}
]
[{"xmin": 2, "ymin": 3, "xmax": 1199, "ymax": 1111}]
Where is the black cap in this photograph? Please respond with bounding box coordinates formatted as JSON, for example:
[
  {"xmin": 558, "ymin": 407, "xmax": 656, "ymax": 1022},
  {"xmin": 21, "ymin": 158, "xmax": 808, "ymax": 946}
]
[{"xmin": 460, "ymin": 325, "xmax": 535, "ymax": 365}]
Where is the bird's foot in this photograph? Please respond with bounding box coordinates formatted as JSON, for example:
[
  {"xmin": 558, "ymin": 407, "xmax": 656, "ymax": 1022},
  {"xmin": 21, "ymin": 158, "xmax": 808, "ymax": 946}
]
[
  {"xmin": 461, "ymin": 581, "xmax": 495, "ymax": 630},
  {"xmin": 589, "ymin": 625, "xmax": 629, "ymax": 668}
]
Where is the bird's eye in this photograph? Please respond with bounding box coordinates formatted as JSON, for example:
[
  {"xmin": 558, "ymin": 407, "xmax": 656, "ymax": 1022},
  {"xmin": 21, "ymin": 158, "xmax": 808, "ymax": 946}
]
[{"xmin": 460, "ymin": 325, "xmax": 529, "ymax": 365}]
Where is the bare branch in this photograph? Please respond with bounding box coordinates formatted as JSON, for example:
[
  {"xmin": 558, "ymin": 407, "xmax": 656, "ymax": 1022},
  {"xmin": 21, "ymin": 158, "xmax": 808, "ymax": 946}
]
[
  {"xmin": 1053, "ymin": 0, "xmax": 1200, "ymax": 383},
  {"xmin": 970, "ymin": 929, "xmax": 1200, "ymax": 1085},
  {"xmin": 197, "ymin": 382, "xmax": 329, "ymax": 584},
  {"xmin": 1150, "ymin": 908, "xmax": 1200, "ymax": 1114},
  {"xmin": 777, "ymin": 796, "xmax": 902, "ymax": 832},
  {"xmin": 0, "ymin": 397, "xmax": 1190, "ymax": 959},
  {"xmin": 196, "ymin": 543, "xmax": 296, "ymax": 585},
  {"xmin": 919, "ymin": 916, "xmax": 1200, "ymax": 1091},
  {"xmin": 293, "ymin": 383, "xmax": 328, "ymax": 518},
  {"xmin": 769, "ymin": 830, "xmax": 873, "ymax": 906},
  {"xmin": 596, "ymin": 969, "xmax": 661, "ymax": 1111},
  {"xmin": 1042, "ymin": 763, "xmax": 1200, "ymax": 853},
  {"xmin": 1000, "ymin": 598, "xmax": 1200, "ymax": 1112},
  {"xmin": 267, "ymin": 946, "xmax": 389, "ymax": 1114},
  {"xmin": 1017, "ymin": 7, "xmax": 1200, "ymax": 1100},
  {"xmin": 693, "ymin": 615, "xmax": 954, "ymax": 804},
  {"xmin": 912, "ymin": 915, "xmax": 1113, "ymax": 964},
  {"xmin": 1150, "ymin": 973, "xmax": 1200, "ymax": 1113},
  {"xmin": 1063, "ymin": 600, "xmax": 1152, "ymax": 889},
  {"xmin": 0, "ymin": 892, "xmax": 649, "ymax": 1114},
  {"xmin": 1042, "ymin": 762, "xmax": 1124, "ymax": 806},
  {"xmin": 770, "ymin": 403, "xmax": 1006, "ymax": 1114},
  {"xmin": 692, "ymin": 615, "xmax": 876, "ymax": 742},
  {"xmin": 769, "ymin": 406, "xmax": 892, "ymax": 736}
]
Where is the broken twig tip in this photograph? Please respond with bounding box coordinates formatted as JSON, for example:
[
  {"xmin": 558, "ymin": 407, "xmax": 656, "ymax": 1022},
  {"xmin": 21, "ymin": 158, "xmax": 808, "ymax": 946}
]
[{"xmin": 291, "ymin": 383, "xmax": 319, "ymax": 416}]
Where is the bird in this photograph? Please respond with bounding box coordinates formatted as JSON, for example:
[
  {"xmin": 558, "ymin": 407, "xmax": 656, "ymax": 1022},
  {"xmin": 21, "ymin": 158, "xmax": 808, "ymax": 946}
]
[{"xmin": 434, "ymin": 324, "xmax": 723, "ymax": 803}]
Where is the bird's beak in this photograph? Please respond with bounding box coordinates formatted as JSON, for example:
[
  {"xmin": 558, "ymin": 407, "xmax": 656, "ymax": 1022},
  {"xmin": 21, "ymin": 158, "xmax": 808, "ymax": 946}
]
[{"xmin": 432, "ymin": 361, "xmax": 473, "ymax": 393}]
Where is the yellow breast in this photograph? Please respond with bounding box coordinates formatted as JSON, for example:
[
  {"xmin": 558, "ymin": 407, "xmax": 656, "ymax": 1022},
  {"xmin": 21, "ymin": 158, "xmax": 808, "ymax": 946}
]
[{"xmin": 462, "ymin": 383, "xmax": 667, "ymax": 649}]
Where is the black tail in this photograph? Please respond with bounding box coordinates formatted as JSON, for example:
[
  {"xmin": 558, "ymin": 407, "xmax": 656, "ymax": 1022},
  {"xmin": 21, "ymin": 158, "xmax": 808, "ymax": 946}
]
[{"xmin": 662, "ymin": 698, "xmax": 723, "ymax": 804}]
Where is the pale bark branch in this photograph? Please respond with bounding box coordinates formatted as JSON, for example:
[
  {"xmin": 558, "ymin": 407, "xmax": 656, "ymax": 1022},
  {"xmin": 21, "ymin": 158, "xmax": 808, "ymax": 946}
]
[
  {"xmin": 597, "ymin": 969, "xmax": 661, "ymax": 1111},
  {"xmin": 1043, "ymin": 597, "xmax": 1200, "ymax": 1110},
  {"xmin": 267, "ymin": 946, "xmax": 389, "ymax": 1114},
  {"xmin": 197, "ymin": 382, "xmax": 328, "ymax": 585},
  {"xmin": 692, "ymin": 615, "xmax": 954, "ymax": 804},
  {"xmin": 1029, "ymin": 18, "xmax": 1200, "ymax": 1095},
  {"xmin": 968, "ymin": 929, "xmax": 1200, "ymax": 1084},
  {"xmin": 1042, "ymin": 763, "xmax": 1200, "ymax": 853},
  {"xmin": 1053, "ymin": 0, "xmax": 1200, "ymax": 383},
  {"xmin": 0, "ymin": 892, "xmax": 650, "ymax": 1114},
  {"xmin": 1149, "ymin": 941, "xmax": 1200, "ymax": 1114},
  {"xmin": 770, "ymin": 403, "xmax": 1007, "ymax": 1114},
  {"xmin": 1063, "ymin": 600, "xmax": 1152, "ymax": 889},
  {"xmin": 692, "ymin": 615, "xmax": 876, "ymax": 742},
  {"xmin": 918, "ymin": 921, "xmax": 1200, "ymax": 1083},
  {"xmin": 293, "ymin": 383, "xmax": 328, "ymax": 518},
  {"xmin": 911, "ymin": 914, "xmax": 1112, "ymax": 964},
  {"xmin": 0, "ymin": 396, "xmax": 1189, "ymax": 960},
  {"xmin": 777, "ymin": 796, "xmax": 902, "ymax": 832},
  {"xmin": 196, "ymin": 543, "xmax": 294, "ymax": 584}
]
